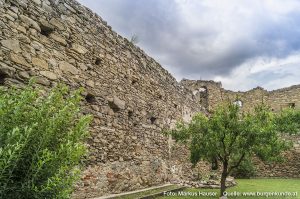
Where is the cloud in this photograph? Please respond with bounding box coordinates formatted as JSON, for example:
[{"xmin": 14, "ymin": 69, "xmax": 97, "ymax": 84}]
[
  {"xmin": 215, "ymin": 52, "xmax": 300, "ymax": 91},
  {"xmin": 78, "ymin": 0, "xmax": 300, "ymax": 91}
]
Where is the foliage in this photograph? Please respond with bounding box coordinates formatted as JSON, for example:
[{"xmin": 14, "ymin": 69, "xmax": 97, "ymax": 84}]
[
  {"xmin": 130, "ymin": 34, "xmax": 139, "ymax": 44},
  {"xmin": 0, "ymin": 82, "xmax": 92, "ymax": 199},
  {"xmin": 275, "ymin": 107, "xmax": 300, "ymax": 134},
  {"xmin": 168, "ymin": 102, "xmax": 296, "ymax": 196},
  {"xmin": 231, "ymin": 157, "xmax": 256, "ymax": 178}
]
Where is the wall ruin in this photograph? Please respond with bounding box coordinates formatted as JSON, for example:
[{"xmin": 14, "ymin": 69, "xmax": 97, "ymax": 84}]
[
  {"xmin": 1, "ymin": 0, "xmax": 299, "ymax": 198},
  {"xmin": 0, "ymin": 0, "xmax": 206, "ymax": 198},
  {"xmin": 183, "ymin": 79, "xmax": 300, "ymax": 178}
]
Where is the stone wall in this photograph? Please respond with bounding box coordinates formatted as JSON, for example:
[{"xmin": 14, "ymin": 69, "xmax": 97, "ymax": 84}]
[
  {"xmin": 183, "ymin": 79, "xmax": 300, "ymax": 178},
  {"xmin": 253, "ymin": 134, "xmax": 300, "ymax": 178},
  {"xmin": 182, "ymin": 79, "xmax": 300, "ymax": 113},
  {"xmin": 1, "ymin": 0, "xmax": 299, "ymax": 198},
  {"xmin": 0, "ymin": 0, "xmax": 205, "ymax": 198},
  {"xmin": 180, "ymin": 79, "xmax": 223, "ymax": 111}
]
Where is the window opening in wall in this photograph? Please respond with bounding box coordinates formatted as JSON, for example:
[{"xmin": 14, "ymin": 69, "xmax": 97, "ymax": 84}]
[
  {"xmin": 0, "ymin": 71, "xmax": 8, "ymax": 85},
  {"xmin": 128, "ymin": 110, "xmax": 133, "ymax": 118},
  {"xmin": 288, "ymin": 103, "xmax": 295, "ymax": 109},
  {"xmin": 199, "ymin": 87, "xmax": 207, "ymax": 92},
  {"xmin": 95, "ymin": 58, "xmax": 101, "ymax": 65},
  {"xmin": 40, "ymin": 24, "xmax": 54, "ymax": 37},
  {"xmin": 233, "ymin": 100, "xmax": 243, "ymax": 107},
  {"xmin": 85, "ymin": 93, "xmax": 96, "ymax": 103},
  {"xmin": 150, "ymin": 116, "xmax": 156, "ymax": 124}
]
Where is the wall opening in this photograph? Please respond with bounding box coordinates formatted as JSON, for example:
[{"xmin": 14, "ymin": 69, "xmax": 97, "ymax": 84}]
[
  {"xmin": 288, "ymin": 103, "xmax": 295, "ymax": 109},
  {"xmin": 40, "ymin": 24, "xmax": 54, "ymax": 37},
  {"xmin": 199, "ymin": 86, "xmax": 208, "ymax": 108},
  {"xmin": 95, "ymin": 58, "xmax": 101, "ymax": 65},
  {"xmin": 150, "ymin": 116, "xmax": 156, "ymax": 124},
  {"xmin": 199, "ymin": 87, "xmax": 207, "ymax": 92},
  {"xmin": 128, "ymin": 110, "xmax": 133, "ymax": 118},
  {"xmin": 85, "ymin": 93, "xmax": 96, "ymax": 103},
  {"xmin": 233, "ymin": 100, "xmax": 243, "ymax": 107},
  {"xmin": 0, "ymin": 71, "xmax": 8, "ymax": 85}
]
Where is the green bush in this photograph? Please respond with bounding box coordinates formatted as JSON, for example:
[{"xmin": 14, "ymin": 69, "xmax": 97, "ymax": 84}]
[
  {"xmin": 231, "ymin": 158, "xmax": 256, "ymax": 178},
  {"xmin": 0, "ymin": 82, "xmax": 92, "ymax": 199}
]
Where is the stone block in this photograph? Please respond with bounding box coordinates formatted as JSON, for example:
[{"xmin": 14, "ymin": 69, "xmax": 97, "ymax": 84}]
[
  {"xmin": 59, "ymin": 61, "xmax": 78, "ymax": 75},
  {"xmin": 71, "ymin": 43, "xmax": 88, "ymax": 54},
  {"xmin": 1, "ymin": 39, "xmax": 21, "ymax": 53},
  {"xmin": 32, "ymin": 58, "xmax": 48, "ymax": 69},
  {"xmin": 19, "ymin": 15, "xmax": 41, "ymax": 32},
  {"xmin": 10, "ymin": 53, "xmax": 31, "ymax": 68},
  {"xmin": 40, "ymin": 71, "xmax": 58, "ymax": 80}
]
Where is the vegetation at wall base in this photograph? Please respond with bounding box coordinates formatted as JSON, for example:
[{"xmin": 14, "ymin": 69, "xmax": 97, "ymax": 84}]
[
  {"xmin": 168, "ymin": 102, "xmax": 299, "ymax": 196},
  {"xmin": 0, "ymin": 81, "xmax": 92, "ymax": 199}
]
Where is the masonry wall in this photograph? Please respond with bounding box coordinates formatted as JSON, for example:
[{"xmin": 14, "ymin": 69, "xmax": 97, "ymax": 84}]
[
  {"xmin": 222, "ymin": 86, "xmax": 300, "ymax": 113},
  {"xmin": 0, "ymin": 0, "xmax": 204, "ymax": 198},
  {"xmin": 180, "ymin": 79, "xmax": 223, "ymax": 111},
  {"xmin": 183, "ymin": 80, "xmax": 300, "ymax": 178}
]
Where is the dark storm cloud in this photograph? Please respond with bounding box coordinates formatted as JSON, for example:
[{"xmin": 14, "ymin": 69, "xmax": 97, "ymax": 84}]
[{"xmin": 78, "ymin": 0, "xmax": 300, "ymax": 90}]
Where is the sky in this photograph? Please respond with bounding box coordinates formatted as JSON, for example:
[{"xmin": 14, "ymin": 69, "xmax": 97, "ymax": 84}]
[{"xmin": 77, "ymin": 0, "xmax": 300, "ymax": 91}]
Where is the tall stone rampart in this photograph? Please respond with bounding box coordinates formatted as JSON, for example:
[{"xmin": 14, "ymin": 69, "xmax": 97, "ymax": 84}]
[{"xmin": 0, "ymin": 0, "xmax": 204, "ymax": 198}]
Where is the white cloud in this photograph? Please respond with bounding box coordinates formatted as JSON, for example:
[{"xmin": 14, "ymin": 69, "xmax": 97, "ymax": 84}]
[
  {"xmin": 215, "ymin": 51, "xmax": 300, "ymax": 91},
  {"xmin": 78, "ymin": 0, "xmax": 300, "ymax": 91}
]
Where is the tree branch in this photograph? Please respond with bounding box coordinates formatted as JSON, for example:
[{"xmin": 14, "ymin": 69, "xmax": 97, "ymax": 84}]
[
  {"xmin": 228, "ymin": 153, "xmax": 245, "ymax": 174},
  {"xmin": 217, "ymin": 154, "xmax": 224, "ymax": 162},
  {"xmin": 221, "ymin": 131, "xmax": 227, "ymax": 158}
]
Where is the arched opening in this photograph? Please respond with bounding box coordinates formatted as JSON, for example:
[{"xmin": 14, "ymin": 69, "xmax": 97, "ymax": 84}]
[
  {"xmin": 199, "ymin": 86, "xmax": 208, "ymax": 108},
  {"xmin": 233, "ymin": 100, "xmax": 243, "ymax": 107}
]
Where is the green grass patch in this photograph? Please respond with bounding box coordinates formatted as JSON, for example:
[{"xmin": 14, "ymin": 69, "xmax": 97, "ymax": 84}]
[
  {"xmin": 115, "ymin": 185, "xmax": 180, "ymax": 199},
  {"xmin": 157, "ymin": 179, "xmax": 300, "ymax": 199}
]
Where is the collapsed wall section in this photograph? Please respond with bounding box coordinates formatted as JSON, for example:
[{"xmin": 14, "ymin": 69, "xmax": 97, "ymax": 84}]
[{"xmin": 0, "ymin": 0, "xmax": 204, "ymax": 198}]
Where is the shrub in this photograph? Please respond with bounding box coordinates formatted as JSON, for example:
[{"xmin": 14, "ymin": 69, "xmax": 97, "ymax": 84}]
[
  {"xmin": 231, "ymin": 158, "xmax": 256, "ymax": 178},
  {"xmin": 0, "ymin": 82, "xmax": 92, "ymax": 199}
]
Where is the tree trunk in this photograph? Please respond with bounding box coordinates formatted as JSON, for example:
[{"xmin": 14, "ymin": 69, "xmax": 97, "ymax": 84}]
[{"xmin": 220, "ymin": 161, "xmax": 228, "ymax": 197}]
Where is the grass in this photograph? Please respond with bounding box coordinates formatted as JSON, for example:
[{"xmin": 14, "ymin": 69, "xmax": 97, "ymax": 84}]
[
  {"xmin": 157, "ymin": 179, "xmax": 300, "ymax": 199},
  {"xmin": 115, "ymin": 184, "xmax": 180, "ymax": 199}
]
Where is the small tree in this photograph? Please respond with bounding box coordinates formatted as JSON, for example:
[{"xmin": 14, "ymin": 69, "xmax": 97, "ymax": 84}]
[
  {"xmin": 0, "ymin": 82, "xmax": 92, "ymax": 198},
  {"xmin": 130, "ymin": 34, "xmax": 139, "ymax": 44},
  {"xmin": 169, "ymin": 102, "xmax": 297, "ymax": 197}
]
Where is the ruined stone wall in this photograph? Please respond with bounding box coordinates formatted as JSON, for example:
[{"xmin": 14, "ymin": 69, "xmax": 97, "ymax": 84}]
[
  {"xmin": 182, "ymin": 80, "xmax": 300, "ymax": 178},
  {"xmin": 0, "ymin": 0, "xmax": 204, "ymax": 198},
  {"xmin": 180, "ymin": 79, "xmax": 223, "ymax": 111},
  {"xmin": 181, "ymin": 79, "xmax": 300, "ymax": 113},
  {"xmin": 222, "ymin": 86, "xmax": 300, "ymax": 113},
  {"xmin": 253, "ymin": 134, "xmax": 300, "ymax": 178}
]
